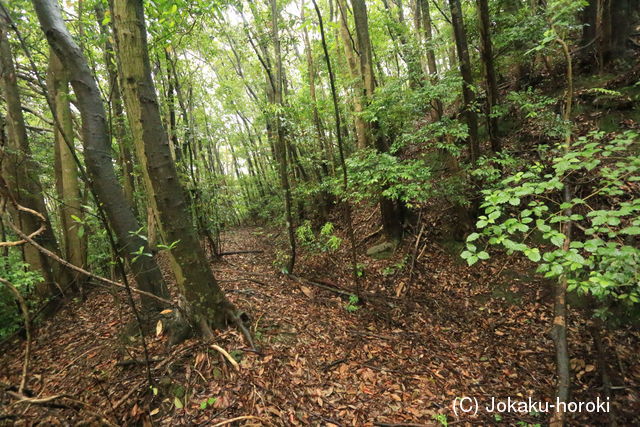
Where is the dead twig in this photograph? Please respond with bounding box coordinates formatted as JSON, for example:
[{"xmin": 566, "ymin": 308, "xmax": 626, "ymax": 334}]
[
  {"xmin": 408, "ymin": 223, "xmax": 426, "ymax": 280},
  {"xmin": 287, "ymin": 274, "xmax": 360, "ymax": 300},
  {"xmin": 211, "ymin": 344, "xmax": 240, "ymax": 371},
  {"xmin": 218, "ymin": 250, "xmax": 264, "ymax": 256},
  {"xmin": 7, "ymin": 391, "xmax": 117, "ymax": 426},
  {"xmin": 212, "ymin": 416, "xmax": 263, "ymax": 426},
  {"xmin": 8, "ymin": 220, "xmax": 172, "ymax": 306}
]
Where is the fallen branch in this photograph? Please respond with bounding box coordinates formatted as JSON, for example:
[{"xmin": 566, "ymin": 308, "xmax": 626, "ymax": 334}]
[
  {"xmin": 408, "ymin": 223, "xmax": 426, "ymax": 280},
  {"xmin": 7, "ymin": 391, "xmax": 117, "ymax": 426},
  {"xmin": 218, "ymin": 278, "xmax": 267, "ymax": 286},
  {"xmin": 211, "ymin": 344, "xmax": 240, "ymax": 371},
  {"xmin": 116, "ymin": 357, "xmax": 165, "ymax": 367},
  {"xmin": 287, "ymin": 274, "xmax": 362, "ymax": 300},
  {"xmin": 8, "ymin": 221, "xmax": 172, "ymax": 306},
  {"xmin": 212, "ymin": 416, "xmax": 263, "ymax": 426},
  {"xmin": 218, "ymin": 250, "xmax": 263, "ymax": 256}
]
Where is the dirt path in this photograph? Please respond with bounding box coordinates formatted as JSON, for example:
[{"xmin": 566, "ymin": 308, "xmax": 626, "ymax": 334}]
[{"xmin": 1, "ymin": 226, "xmax": 638, "ymax": 425}]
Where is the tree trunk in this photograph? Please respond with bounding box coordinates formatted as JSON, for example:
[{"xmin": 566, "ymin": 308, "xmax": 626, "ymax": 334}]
[
  {"xmin": 96, "ymin": 5, "xmax": 136, "ymax": 210},
  {"xmin": 301, "ymin": 2, "xmax": 334, "ymax": 176},
  {"xmin": 110, "ymin": 0, "xmax": 235, "ymax": 334},
  {"xmin": 351, "ymin": 0, "xmax": 403, "ymax": 242},
  {"xmin": 47, "ymin": 49, "xmax": 87, "ymax": 291},
  {"xmin": 419, "ymin": 0, "xmax": 443, "ymax": 121},
  {"xmin": 476, "ymin": 0, "xmax": 500, "ymax": 152},
  {"xmin": 448, "ymin": 0, "xmax": 480, "ymax": 163},
  {"xmin": 312, "ymin": 0, "xmax": 359, "ymax": 282},
  {"xmin": 31, "ymin": 0, "xmax": 168, "ymax": 310},
  {"xmin": 550, "ymin": 35, "xmax": 574, "ymax": 427},
  {"xmin": 0, "ymin": 13, "xmax": 70, "ymax": 300},
  {"xmin": 270, "ymin": 0, "xmax": 297, "ymax": 274},
  {"xmin": 337, "ymin": 0, "xmax": 368, "ymax": 150}
]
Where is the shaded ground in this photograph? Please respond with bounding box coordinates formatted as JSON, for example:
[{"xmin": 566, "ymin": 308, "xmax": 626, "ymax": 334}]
[{"xmin": 1, "ymin": 221, "xmax": 639, "ymax": 426}]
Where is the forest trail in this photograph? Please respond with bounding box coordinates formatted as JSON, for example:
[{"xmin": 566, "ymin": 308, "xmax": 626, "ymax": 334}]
[{"xmin": 3, "ymin": 226, "xmax": 637, "ymax": 425}]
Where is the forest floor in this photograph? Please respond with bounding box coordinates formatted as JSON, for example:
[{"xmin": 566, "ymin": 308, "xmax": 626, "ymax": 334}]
[{"xmin": 1, "ymin": 219, "xmax": 639, "ymax": 426}]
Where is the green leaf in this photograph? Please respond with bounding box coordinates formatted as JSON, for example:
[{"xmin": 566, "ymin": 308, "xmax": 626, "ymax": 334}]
[
  {"xmin": 174, "ymin": 397, "xmax": 183, "ymax": 409},
  {"xmin": 477, "ymin": 251, "xmax": 490, "ymax": 260},
  {"xmin": 550, "ymin": 235, "xmax": 565, "ymax": 247},
  {"xmin": 200, "ymin": 401, "xmax": 208, "ymax": 410},
  {"xmin": 467, "ymin": 232, "xmax": 480, "ymax": 242},
  {"xmin": 525, "ymin": 248, "xmax": 541, "ymax": 262},
  {"xmin": 621, "ymin": 226, "xmax": 640, "ymax": 235}
]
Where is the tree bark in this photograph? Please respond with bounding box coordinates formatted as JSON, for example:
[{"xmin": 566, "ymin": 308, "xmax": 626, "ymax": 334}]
[
  {"xmin": 270, "ymin": 0, "xmax": 297, "ymax": 274},
  {"xmin": 448, "ymin": 0, "xmax": 480, "ymax": 163},
  {"xmin": 419, "ymin": 0, "xmax": 443, "ymax": 121},
  {"xmin": 550, "ymin": 34, "xmax": 575, "ymax": 427},
  {"xmin": 0, "ymin": 13, "xmax": 70, "ymax": 299},
  {"xmin": 312, "ymin": 0, "xmax": 359, "ymax": 282},
  {"xmin": 47, "ymin": 49, "xmax": 87, "ymax": 290},
  {"xmin": 337, "ymin": 0, "xmax": 368, "ymax": 150},
  {"xmin": 31, "ymin": 0, "xmax": 168, "ymax": 309},
  {"xmin": 301, "ymin": 1, "xmax": 334, "ymax": 176},
  {"xmin": 95, "ymin": 4, "xmax": 136, "ymax": 210},
  {"xmin": 351, "ymin": 0, "xmax": 403, "ymax": 242},
  {"xmin": 476, "ymin": 0, "xmax": 500, "ymax": 152},
  {"xmin": 110, "ymin": 0, "xmax": 235, "ymax": 334}
]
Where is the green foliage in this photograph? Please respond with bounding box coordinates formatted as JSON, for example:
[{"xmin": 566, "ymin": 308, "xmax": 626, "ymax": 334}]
[
  {"xmin": 462, "ymin": 131, "xmax": 640, "ymax": 317},
  {"xmin": 199, "ymin": 396, "xmax": 217, "ymax": 410},
  {"xmin": 0, "ymin": 254, "xmax": 43, "ymax": 339},
  {"xmin": 432, "ymin": 413, "xmax": 448, "ymax": 426},
  {"xmin": 341, "ymin": 150, "xmax": 432, "ymax": 207},
  {"xmin": 471, "ymin": 152, "xmax": 524, "ymax": 188},
  {"xmin": 381, "ymin": 255, "xmax": 409, "ymax": 276},
  {"xmin": 296, "ymin": 221, "xmax": 342, "ymax": 253},
  {"xmin": 506, "ymin": 89, "xmax": 569, "ymax": 140},
  {"xmin": 344, "ymin": 294, "xmax": 360, "ymax": 313}
]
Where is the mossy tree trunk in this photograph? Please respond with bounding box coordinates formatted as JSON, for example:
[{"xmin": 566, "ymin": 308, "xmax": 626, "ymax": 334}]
[
  {"xmin": 47, "ymin": 49, "xmax": 87, "ymax": 291},
  {"xmin": 0, "ymin": 14, "xmax": 71, "ymax": 299},
  {"xmin": 110, "ymin": 0, "xmax": 235, "ymax": 335},
  {"xmin": 31, "ymin": 0, "xmax": 168, "ymax": 310}
]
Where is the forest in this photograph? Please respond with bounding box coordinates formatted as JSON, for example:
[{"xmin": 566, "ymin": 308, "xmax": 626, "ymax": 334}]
[{"xmin": 0, "ymin": 0, "xmax": 639, "ymax": 425}]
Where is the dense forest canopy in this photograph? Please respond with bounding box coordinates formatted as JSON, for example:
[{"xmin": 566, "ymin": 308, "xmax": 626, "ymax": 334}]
[{"xmin": 0, "ymin": 0, "xmax": 639, "ymax": 425}]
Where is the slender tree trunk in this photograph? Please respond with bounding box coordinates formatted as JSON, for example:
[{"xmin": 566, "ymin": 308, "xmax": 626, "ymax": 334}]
[
  {"xmin": 96, "ymin": 5, "xmax": 136, "ymax": 210},
  {"xmin": 419, "ymin": 0, "xmax": 443, "ymax": 121},
  {"xmin": 312, "ymin": 0, "xmax": 359, "ymax": 282},
  {"xmin": 270, "ymin": 0, "xmax": 297, "ymax": 273},
  {"xmin": 301, "ymin": 2, "xmax": 334, "ymax": 175},
  {"xmin": 550, "ymin": 35, "xmax": 574, "ymax": 427},
  {"xmin": 393, "ymin": 0, "xmax": 424, "ymax": 87},
  {"xmin": 337, "ymin": 0, "xmax": 368, "ymax": 150},
  {"xmin": 476, "ymin": 0, "xmax": 500, "ymax": 152},
  {"xmin": 110, "ymin": 0, "xmax": 236, "ymax": 335},
  {"xmin": 448, "ymin": 0, "xmax": 480, "ymax": 163},
  {"xmin": 47, "ymin": 49, "xmax": 87, "ymax": 291},
  {"xmin": 0, "ymin": 13, "xmax": 70, "ymax": 299},
  {"xmin": 351, "ymin": 0, "xmax": 403, "ymax": 242},
  {"xmin": 32, "ymin": 0, "xmax": 168, "ymax": 309}
]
